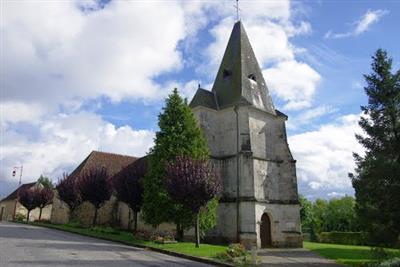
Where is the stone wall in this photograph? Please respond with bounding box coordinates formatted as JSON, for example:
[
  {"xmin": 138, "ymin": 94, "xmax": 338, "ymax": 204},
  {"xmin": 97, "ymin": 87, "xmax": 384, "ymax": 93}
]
[
  {"xmin": 0, "ymin": 200, "xmax": 52, "ymax": 222},
  {"xmin": 0, "ymin": 200, "xmax": 16, "ymax": 221}
]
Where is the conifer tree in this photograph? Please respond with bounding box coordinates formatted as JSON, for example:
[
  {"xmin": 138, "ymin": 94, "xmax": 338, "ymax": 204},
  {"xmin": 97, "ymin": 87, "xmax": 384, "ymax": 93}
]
[
  {"xmin": 350, "ymin": 49, "xmax": 400, "ymax": 246},
  {"xmin": 142, "ymin": 88, "xmax": 211, "ymax": 240}
]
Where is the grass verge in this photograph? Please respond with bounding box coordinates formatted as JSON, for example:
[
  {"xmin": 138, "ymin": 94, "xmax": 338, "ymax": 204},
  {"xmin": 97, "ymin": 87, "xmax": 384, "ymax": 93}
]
[
  {"xmin": 21, "ymin": 221, "xmax": 230, "ymax": 266},
  {"xmin": 304, "ymin": 241, "xmax": 400, "ymax": 266}
]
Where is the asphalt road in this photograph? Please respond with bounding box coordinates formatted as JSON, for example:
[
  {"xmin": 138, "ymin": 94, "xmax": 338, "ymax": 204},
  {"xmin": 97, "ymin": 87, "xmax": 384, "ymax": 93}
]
[{"xmin": 0, "ymin": 222, "xmax": 212, "ymax": 267}]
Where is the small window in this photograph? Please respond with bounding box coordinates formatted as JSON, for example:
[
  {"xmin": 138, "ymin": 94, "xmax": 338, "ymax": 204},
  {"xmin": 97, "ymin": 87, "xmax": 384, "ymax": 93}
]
[
  {"xmin": 248, "ymin": 74, "xmax": 256, "ymax": 82},
  {"xmin": 223, "ymin": 69, "xmax": 232, "ymax": 78}
]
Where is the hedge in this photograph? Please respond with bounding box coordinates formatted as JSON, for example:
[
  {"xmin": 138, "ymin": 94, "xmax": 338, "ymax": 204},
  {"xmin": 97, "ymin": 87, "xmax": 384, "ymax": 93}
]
[{"xmin": 318, "ymin": 231, "xmax": 367, "ymax": 245}]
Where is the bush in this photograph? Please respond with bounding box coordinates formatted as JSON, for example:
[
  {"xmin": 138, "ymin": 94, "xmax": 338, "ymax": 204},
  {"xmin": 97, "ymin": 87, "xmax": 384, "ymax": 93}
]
[
  {"xmin": 133, "ymin": 229, "xmax": 152, "ymax": 241},
  {"xmin": 150, "ymin": 230, "xmax": 176, "ymax": 244},
  {"xmin": 371, "ymin": 247, "xmax": 390, "ymax": 262},
  {"xmin": 14, "ymin": 213, "xmax": 26, "ymax": 222},
  {"xmin": 318, "ymin": 231, "xmax": 367, "ymax": 245},
  {"xmin": 379, "ymin": 258, "xmax": 400, "ymax": 267},
  {"xmin": 226, "ymin": 243, "xmax": 247, "ymax": 258},
  {"xmin": 215, "ymin": 243, "xmax": 251, "ymax": 264}
]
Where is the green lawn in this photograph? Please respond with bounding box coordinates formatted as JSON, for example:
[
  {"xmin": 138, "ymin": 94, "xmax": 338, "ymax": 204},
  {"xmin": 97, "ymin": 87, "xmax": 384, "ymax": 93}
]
[
  {"xmin": 304, "ymin": 241, "xmax": 400, "ymax": 266},
  {"xmin": 28, "ymin": 222, "xmax": 227, "ymax": 260}
]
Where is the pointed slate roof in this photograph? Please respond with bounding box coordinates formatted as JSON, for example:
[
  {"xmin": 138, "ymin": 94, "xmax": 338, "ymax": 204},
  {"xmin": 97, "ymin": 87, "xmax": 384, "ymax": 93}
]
[
  {"xmin": 190, "ymin": 88, "xmax": 218, "ymax": 110},
  {"xmin": 190, "ymin": 21, "xmax": 276, "ymax": 114}
]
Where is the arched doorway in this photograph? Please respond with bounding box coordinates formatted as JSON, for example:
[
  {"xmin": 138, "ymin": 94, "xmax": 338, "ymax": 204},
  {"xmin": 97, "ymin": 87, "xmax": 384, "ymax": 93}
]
[{"xmin": 260, "ymin": 213, "xmax": 272, "ymax": 248}]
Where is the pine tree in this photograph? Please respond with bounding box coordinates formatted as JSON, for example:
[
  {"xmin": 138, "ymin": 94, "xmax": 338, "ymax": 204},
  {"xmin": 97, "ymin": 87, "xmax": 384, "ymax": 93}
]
[
  {"xmin": 142, "ymin": 88, "xmax": 211, "ymax": 239},
  {"xmin": 350, "ymin": 49, "xmax": 400, "ymax": 246}
]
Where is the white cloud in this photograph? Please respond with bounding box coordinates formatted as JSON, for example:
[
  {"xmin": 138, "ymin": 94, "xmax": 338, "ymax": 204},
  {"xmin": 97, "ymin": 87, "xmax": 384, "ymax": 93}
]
[
  {"xmin": 289, "ymin": 114, "xmax": 364, "ymax": 192},
  {"xmin": 287, "ymin": 105, "xmax": 337, "ymax": 130},
  {"xmin": 324, "ymin": 9, "xmax": 388, "ymax": 39},
  {"xmin": 0, "ymin": 111, "xmax": 155, "ymax": 184},
  {"xmin": 0, "ymin": 102, "xmax": 47, "ymax": 126},
  {"xmin": 263, "ymin": 60, "xmax": 321, "ymax": 110},
  {"xmin": 2, "ymin": 1, "xmax": 186, "ymax": 108}
]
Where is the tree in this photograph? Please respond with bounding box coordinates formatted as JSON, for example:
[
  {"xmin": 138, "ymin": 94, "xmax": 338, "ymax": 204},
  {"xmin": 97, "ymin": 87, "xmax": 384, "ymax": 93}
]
[
  {"xmin": 56, "ymin": 173, "xmax": 81, "ymax": 219},
  {"xmin": 18, "ymin": 187, "xmax": 38, "ymax": 221},
  {"xmin": 299, "ymin": 195, "xmax": 313, "ymax": 230},
  {"xmin": 113, "ymin": 157, "xmax": 146, "ymax": 232},
  {"xmin": 199, "ymin": 198, "xmax": 219, "ymax": 238},
  {"xmin": 35, "ymin": 187, "xmax": 54, "ymax": 220},
  {"xmin": 165, "ymin": 156, "xmax": 222, "ymax": 247},
  {"xmin": 325, "ymin": 196, "xmax": 358, "ymax": 232},
  {"xmin": 142, "ymin": 88, "xmax": 210, "ymax": 240},
  {"xmin": 77, "ymin": 168, "xmax": 112, "ymax": 226},
  {"xmin": 37, "ymin": 175, "xmax": 53, "ymax": 189},
  {"xmin": 350, "ymin": 49, "xmax": 400, "ymax": 246}
]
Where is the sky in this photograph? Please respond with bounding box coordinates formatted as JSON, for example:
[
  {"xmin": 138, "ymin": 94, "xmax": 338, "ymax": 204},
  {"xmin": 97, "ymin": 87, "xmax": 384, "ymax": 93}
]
[{"xmin": 1, "ymin": 0, "xmax": 399, "ymax": 200}]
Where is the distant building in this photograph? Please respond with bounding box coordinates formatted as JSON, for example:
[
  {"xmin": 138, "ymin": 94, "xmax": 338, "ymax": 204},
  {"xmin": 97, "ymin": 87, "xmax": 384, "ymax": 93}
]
[
  {"xmin": 0, "ymin": 182, "xmax": 52, "ymax": 222},
  {"xmin": 50, "ymin": 150, "xmax": 136, "ymax": 225}
]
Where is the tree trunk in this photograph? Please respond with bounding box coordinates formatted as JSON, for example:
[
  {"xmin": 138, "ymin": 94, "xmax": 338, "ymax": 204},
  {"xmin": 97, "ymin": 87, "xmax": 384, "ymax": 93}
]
[
  {"xmin": 133, "ymin": 211, "xmax": 138, "ymax": 233},
  {"xmin": 128, "ymin": 208, "xmax": 132, "ymax": 230},
  {"xmin": 39, "ymin": 207, "xmax": 43, "ymax": 220},
  {"xmin": 176, "ymin": 222, "xmax": 184, "ymax": 241},
  {"xmin": 27, "ymin": 210, "xmax": 31, "ymax": 222},
  {"xmin": 93, "ymin": 206, "xmax": 98, "ymax": 226},
  {"xmin": 195, "ymin": 212, "xmax": 200, "ymax": 248}
]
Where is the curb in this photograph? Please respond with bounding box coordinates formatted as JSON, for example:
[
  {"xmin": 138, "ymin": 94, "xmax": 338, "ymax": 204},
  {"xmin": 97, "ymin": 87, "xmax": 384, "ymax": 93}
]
[{"xmin": 15, "ymin": 221, "xmax": 233, "ymax": 267}]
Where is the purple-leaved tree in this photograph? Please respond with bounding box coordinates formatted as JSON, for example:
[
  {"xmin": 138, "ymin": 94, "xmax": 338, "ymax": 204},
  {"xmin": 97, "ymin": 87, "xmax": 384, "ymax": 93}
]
[
  {"xmin": 77, "ymin": 168, "xmax": 112, "ymax": 226},
  {"xmin": 113, "ymin": 158, "xmax": 147, "ymax": 232},
  {"xmin": 56, "ymin": 173, "xmax": 81, "ymax": 220},
  {"xmin": 165, "ymin": 156, "xmax": 222, "ymax": 247},
  {"xmin": 36, "ymin": 187, "xmax": 54, "ymax": 220},
  {"xmin": 18, "ymin": 187, "xmax": 39, "ymax": 222}
]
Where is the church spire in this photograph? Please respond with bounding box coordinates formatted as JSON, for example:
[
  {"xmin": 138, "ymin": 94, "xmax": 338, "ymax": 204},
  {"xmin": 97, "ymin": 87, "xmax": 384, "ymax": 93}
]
[{"xmin": 211, "ymin": 21, "xmax": 276, "ymax": 114}]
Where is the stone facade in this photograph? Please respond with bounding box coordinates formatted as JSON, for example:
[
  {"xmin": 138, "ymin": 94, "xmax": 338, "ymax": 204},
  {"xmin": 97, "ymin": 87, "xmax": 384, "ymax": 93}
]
[{"xmin": 190, "ymin": 21, "xmax": 302, "ymax": 248}]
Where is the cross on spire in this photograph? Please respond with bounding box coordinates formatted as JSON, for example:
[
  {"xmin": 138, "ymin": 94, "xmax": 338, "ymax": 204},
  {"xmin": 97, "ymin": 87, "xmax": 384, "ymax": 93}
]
[{"xmin": 235, "ymin": 0, "xmax": 240, "ymax": 21}]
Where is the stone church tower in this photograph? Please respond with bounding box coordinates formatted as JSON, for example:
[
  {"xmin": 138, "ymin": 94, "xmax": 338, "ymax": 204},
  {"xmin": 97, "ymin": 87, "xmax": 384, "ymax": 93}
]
[{"xmin": 190, "ymin": 21, "xmax": 302, "ymax": 248}]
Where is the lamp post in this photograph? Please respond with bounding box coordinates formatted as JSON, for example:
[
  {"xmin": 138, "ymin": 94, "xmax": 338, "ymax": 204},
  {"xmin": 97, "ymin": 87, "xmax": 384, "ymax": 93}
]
[{"xmin": 12, "ymin": 166, "xmax": 23, "ymax": 220}]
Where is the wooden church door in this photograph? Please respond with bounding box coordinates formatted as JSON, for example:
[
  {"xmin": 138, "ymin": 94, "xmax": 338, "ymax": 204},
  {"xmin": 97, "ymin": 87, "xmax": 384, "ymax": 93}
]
[{"xmin": 260, "ymin": 213, "xmax": 272, "ymax": 248}]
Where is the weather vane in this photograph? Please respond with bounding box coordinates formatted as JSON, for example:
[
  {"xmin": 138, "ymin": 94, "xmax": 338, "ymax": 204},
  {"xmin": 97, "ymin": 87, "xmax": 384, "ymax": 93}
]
[{"xmin": 235, "ymin": 0, "xmax": 241, "ymax": 21}]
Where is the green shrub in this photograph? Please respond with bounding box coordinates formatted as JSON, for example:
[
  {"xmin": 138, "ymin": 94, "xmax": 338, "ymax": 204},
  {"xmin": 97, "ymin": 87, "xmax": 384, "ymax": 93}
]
[
  {"xmin": 378, "ymin": 258, "xmax": 400, "ymax": 267},
  {"xmin": 371, "ymin": 247, "xmax": 390, "ymax": 262},
  {"xmin": 215, "ymin": 243, "xmax": 251, "ymax": 264},
  {"xmin": 14, "ymin": 213, "xmax": 26, "ymax": 222},
  {"xmin": 318, "ymin": 231, "xmax": 367, "ymax": 245},
  {"xmin": 226, "ymin": 243, "xmax": 247, "ymax": 258}
]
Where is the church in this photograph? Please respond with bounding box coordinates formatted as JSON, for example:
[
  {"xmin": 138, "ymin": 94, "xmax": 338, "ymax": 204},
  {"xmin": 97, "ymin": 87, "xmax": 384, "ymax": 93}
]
[{"xmin": 190, "ymin": 21, "xmax": 302, "ymax": 248}]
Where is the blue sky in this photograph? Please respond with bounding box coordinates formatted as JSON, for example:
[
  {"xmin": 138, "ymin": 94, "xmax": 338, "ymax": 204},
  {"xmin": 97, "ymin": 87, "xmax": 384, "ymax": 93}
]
[{"xmin": 1, "ymin": 0, "xmax": 399, "ymax": 200}]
